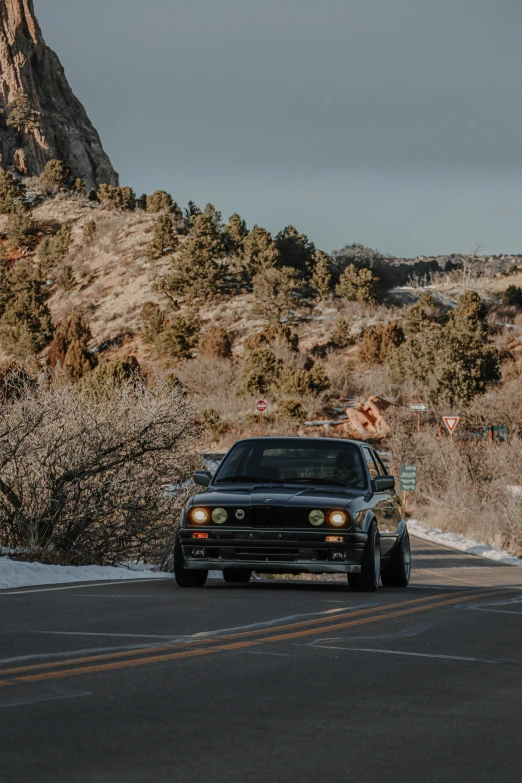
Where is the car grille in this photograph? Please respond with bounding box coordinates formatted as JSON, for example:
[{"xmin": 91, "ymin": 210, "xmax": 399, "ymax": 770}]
[{"xmin": 250, "ymin": 506, "xmax": 303, "ymax": 528}]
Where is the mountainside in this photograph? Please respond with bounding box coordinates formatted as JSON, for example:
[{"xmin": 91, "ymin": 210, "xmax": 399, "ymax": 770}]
[{"xmin": 0, "ymin": 0, "xmax": 118, "ymax": 187}]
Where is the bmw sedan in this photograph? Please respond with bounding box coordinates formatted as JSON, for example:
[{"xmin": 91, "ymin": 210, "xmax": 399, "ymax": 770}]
[{"xmin": 174, "ymin": 437, "xmax": 411, "ymax": 592}]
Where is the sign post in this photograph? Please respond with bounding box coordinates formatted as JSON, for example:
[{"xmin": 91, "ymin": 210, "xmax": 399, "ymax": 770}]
[
  {"xmin": 256, "ymin": 399, "xmax": 268, "ymax": 436},
  {"xmin": 410, "ymin": 403, "xmax": 428, "ymax": 435},
  {"xmin": 399, "ymin": 464, "xmax": 418, "ymax": 515},
  {"xmin": 442, "ymin": 416, "xmax": 460, "ymax": 436}
]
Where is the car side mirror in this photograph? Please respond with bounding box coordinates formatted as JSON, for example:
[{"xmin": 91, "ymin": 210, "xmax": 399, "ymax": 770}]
[
  {"xmin": 372, "ymin": 475, "xmax": 395, "ymax": 493},
  {"xmin": 194, "ymin": 470, "xmax": 212, "ymax": 488}
]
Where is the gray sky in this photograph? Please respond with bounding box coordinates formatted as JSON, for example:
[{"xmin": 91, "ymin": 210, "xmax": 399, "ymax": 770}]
[{"xmin": 38, "ymin": 0, "xmax": 522, "ymax": 256}]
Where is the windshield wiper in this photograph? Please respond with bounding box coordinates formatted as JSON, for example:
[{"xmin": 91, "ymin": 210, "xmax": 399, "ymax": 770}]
[
  {"xmin": 284, "ymin": 477, "xmax": 348, "ymax": 487},
  {"xmin": 216, "ymin": 475, "xmax": 283, "ymax": 484}
]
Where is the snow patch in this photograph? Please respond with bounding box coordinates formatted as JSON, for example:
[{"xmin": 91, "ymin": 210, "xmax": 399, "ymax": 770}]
[
  {"xmin": 408, "ymin": 519, "xmax": 522, "ymax": 566},
  {"xmin": 0, "ymin": 556, "xmax": 172, "ymax": 591}
]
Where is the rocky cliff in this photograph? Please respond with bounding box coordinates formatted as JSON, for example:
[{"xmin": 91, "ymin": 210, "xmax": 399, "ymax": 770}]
[{"xmin": 0, "ymin": 0, "xmax": 118, "ymax": 188}]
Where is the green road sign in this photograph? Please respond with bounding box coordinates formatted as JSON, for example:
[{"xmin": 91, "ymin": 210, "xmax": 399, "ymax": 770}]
[
  {"xmin": 399, "ymin": 464, "xmax": 418, "ymax": 491},
  {"xmin": 484, "ymin": 425, "xmax": 509, "ymax": 441}
]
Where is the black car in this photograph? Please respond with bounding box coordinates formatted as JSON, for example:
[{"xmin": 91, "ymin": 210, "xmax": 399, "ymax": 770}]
[{"xmin": 174, "ymin": 437, "xmax": 411, "ymax": 592}]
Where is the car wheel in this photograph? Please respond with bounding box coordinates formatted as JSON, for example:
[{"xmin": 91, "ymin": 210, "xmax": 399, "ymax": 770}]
[
  {"xmin": 348, "ymin": 523, "xmax": 380, "ymax": 592},
  {"xmin": 223, "ymin": 569, "xmax": 252, "ymax": 584},
  {"xmin": 381, "ymin": 530, "xmax": 411, "ymax": 588},
  {"xmin": 174, "ymin": 537, "xmax": 208, "ymax": 588}
]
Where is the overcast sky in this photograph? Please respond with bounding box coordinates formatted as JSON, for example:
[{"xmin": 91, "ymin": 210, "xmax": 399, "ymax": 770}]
[{"xmin": 37, "ymin": 0, "xmax": 522, "ymax": 256}]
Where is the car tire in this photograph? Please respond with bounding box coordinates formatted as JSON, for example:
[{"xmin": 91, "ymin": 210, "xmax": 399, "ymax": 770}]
[
  {"xmin": 381, "ymin": 530, "xmax": 411, "ymax": 588},
  {"xmin": 348, "ymin": 523, "xmax": 381, "ymax": 592},
  {"xmin": 174, "ymin": 537, "xmax": 208, "ymax": 588},
  {"xmin": 223, "ymin": 569, "xmax": 252, "ymax": 584}
]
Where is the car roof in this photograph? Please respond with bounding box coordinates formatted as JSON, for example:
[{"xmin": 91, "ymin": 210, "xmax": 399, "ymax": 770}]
[{"xmin": 230, "ymin": 436, "xmax": 371, "ymax": 449}]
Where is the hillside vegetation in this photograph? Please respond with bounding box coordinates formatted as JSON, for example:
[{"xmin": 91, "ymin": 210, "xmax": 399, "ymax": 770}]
[{"xmin": 0, "ymin": 163, "xmax": 521, "ymax": 561}]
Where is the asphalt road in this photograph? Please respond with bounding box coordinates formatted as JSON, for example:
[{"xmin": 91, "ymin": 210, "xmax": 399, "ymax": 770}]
[{"xmin": 1, "ymin": 537, "xmax": 521, "ymax": 783}]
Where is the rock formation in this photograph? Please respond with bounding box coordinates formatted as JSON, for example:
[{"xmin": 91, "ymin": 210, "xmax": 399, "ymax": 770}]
[
  {"xmin": 343, "ymin": 396, "xmax": 393, "ymax": 439},
  {"xmin": 0, "ymin": 0, "xmax": 118, "ymax": 188}
]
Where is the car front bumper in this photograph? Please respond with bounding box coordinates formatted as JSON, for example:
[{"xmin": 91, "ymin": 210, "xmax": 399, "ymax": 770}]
[{"xmin": 179, "ymin": 529, "xmax": 369, "ymax": 574}]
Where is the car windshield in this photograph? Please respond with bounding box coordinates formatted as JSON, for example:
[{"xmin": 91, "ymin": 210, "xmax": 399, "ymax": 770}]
[{"xmin": 214, "ymin": 439, "xmax": 368, "ymax": 490}]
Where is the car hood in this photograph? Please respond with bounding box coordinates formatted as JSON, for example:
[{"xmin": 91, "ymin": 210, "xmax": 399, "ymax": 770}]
[{"xmin": 190, "ymin": 485, "xmax": 363, "ymax": 511}]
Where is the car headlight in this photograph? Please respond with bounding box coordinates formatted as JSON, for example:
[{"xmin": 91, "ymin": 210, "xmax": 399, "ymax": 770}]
[
  {"xmin": 327, "ymin": 510, "xmax": 348, "ymax": 528},
  {"xmin": 189, "ymin": 507, "xmax": 210, "ymax": 524},
  {"xmin": 212, "ymin": 508, "xmax": 228, "ymax": 525},
  {"xmin": 309, "ymin": 510, "xmax": 325, "ymax": 527}
]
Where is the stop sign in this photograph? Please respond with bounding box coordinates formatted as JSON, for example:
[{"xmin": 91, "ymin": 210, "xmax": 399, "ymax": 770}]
[{"xmin": 256, "ymin": 400, "xmax": 268, "ymax": 413}]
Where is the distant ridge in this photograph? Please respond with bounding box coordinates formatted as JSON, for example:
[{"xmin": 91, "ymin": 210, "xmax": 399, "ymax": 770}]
[{"xmin": 0, "ymin": 0, "xmax": 118, "ymax": 187}]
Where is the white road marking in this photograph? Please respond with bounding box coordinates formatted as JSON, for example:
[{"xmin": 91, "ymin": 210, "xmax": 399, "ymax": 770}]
[
  {"xmin": 471, "ymin": 608, "xmax": 522, "ymax": 615},
  {"xmin": 243, "ymin": 651, "xmax": 292, "ymax": 658},
  {"xmin": 20, "ymin": 630, "xmax": 181, "ymax": 639},
  {"xmin": 310, "ymin": 645, "xmax": 521, "ymax": 665},
  {"xmin": 0, "ymin": 579, "xmax": 167, "ymax": 596},
  {"xmin": 467, "ymin": 595, "xmax": 522, "ymax": 615},
  {"xmin": 0, "ymin": 604, "xmax": 379, "ymax": 666},
  {"xmin": 0, "ymin": 686, "xmax": 92, "ymax": 709},
  {"xmin": 64, "ymin": 594, "xmax": 175, "ymax": 599},
  {"xmin": 0, "ymin": 643, "xmax": 174, "ymax": 666},
  {"xmin": 186, "ymin": 606, "xmax": 371, "ymax": 639}
]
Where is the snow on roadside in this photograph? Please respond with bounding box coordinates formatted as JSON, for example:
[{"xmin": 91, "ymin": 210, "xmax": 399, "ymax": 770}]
[
  {"xmin": 408, "ymin": 519, "xmax": 522, "ymax": 566},
  {"xmin": 0, "ymin": 556, "xmax": 172, "ymax": 591}
]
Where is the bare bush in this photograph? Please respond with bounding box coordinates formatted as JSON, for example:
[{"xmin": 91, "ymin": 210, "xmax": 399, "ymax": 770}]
[
  {"xmin": 0, "ymin": 376, "xmax": 202, "ymax": 562},
  {"xmin": 175, "ymin": 356, "xmax": 241, "ymax": 417},
  {"xmin": 386, "ymin": 407, "xmax": 522, "ymax": 556}
]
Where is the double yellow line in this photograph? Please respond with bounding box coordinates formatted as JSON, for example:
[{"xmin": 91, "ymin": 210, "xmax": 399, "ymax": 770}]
[{"xmin": 0, "ymin": 588, "xmax": 505, "ymax": 688}]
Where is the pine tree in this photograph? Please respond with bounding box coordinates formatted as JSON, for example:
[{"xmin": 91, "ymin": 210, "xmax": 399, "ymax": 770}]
[
  {"xmin": 388, "ymin": 292, "xmax": 500, "ymax": 407},
  {"xmin": 503, "ymin": 286, "xmax": 522, "ymax": 307},
  {"xmin": 237, "ymin": 348, "xmax": 280, "ymax": 396},
  {"xmin": 404, "ymin": 292, "xmax": 444, "ymax": 334},
  {"xmin": 148, "ymin": 214, "xmax": 177, "ymax": 260},
  {"xmin": 330, "ymin": 318, "xmax": 355, "ymax": 349},
  {"xmin": 224, "ymin": 213, "xmax": 249, "ymax": 257},
  {"xmin": 336, "ymin": 264, "xmax": 379, "ymax": 304},
  {"xmin": 153, "ymin": 314, "xmax": 201, "ymax": 360},
  {"xmin": 6, "ymin": 204, "xmax": 36, "ymax": 249},
  {"xmin": 184, "ymin": 201, "xmax": 201, "ymax": 222},
  {"xmin": 146, "ymin": 190, "xmax": 174, "ymax": 213},
  {"xmin": 358, "ymin": 322, "xmax": 405, "ymax": 366},
  {"xmin": 241, "ymin": 226, "xmax": 281, "ymax": 281},
  {"xmin": 48, "ymin": 313, "xmax": 96, "ymax": 381},
  {"xmin": 0, "ymin": 261, "xmax": 52, "ymax": 359},
  {"xmin": 83, "ymin": 219, "xmax": 97, "ymax": 243},
  {"xmin": 252, "ymin": 266, "xmax": 299, "ymax": 323},
  {"xmin": 311, "ymin": 250, "xmax": 333, "ymax": 298},
  {"xmin": 432, "ymin": 293, "xmax": 500, "ymax": 406},
  {"xmin": 81, "ymin": 357, "xmax": 143, "ymax": 396},
  {"xmin": 38, "ymin": 225, "xmax": 73, "ymax": 274},
  {"xmin": 199, "ymin": 327, "xmax": 232, "ymax": 358},
  {"xmin": 141, "ymin": 302, "xmax": 165, "ymax": 343},
  {"xmin": 0, "ymin": 170, "xmax": 26, "ymax": 214},
  {"xmin": 277, "ymin": 363, "xmax": 330, "ymax": 396},
  {"xmin": 6, "ymin": 93, "xmax": 40, "ymax": 132},
  {"xmin": 58, "ymin": 266, "xmax": 76, "ymax": 292},
  {"xmin": 164, "ymin": 208, "xmax": 225, "ymax": 299},
  {"xmin": 275, "ymin": 225, "xmax": 315, "ymax": 275},
  {"xmin": 97, "ymin": 185, "xmax": 136, "ymax": 211},
  {"xmin": 40, "ymin": 160, "xmax": 72, "ymax": 193}
]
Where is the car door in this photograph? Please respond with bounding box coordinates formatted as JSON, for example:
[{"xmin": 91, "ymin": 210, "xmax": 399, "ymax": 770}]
[
  {"xmin": 373, "ymin": 450, "xmax": 402, "ymax": 529},
  {"xmin": 362, "ymin": 447, "xmax": 398, "ymax": 550}
]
